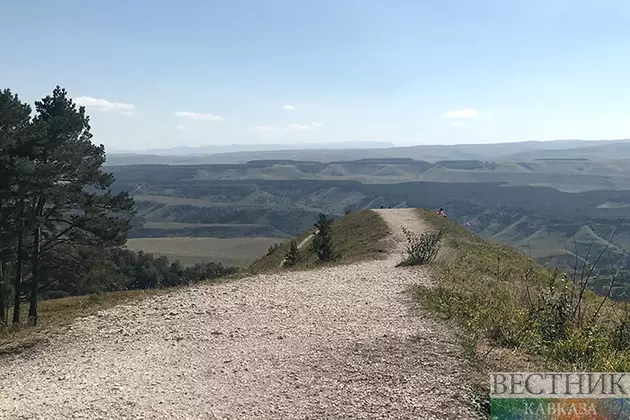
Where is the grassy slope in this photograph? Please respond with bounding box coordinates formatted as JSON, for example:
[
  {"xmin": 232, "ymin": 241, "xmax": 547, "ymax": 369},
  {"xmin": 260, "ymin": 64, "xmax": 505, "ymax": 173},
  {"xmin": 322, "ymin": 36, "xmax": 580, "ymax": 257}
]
[
  {"xmin": 415, "ymin": 208, "xmax": 630, "ymax": 372},
  {"xmin": 248, "ymin": 209, "xmax": 391, "ymax": 273}
]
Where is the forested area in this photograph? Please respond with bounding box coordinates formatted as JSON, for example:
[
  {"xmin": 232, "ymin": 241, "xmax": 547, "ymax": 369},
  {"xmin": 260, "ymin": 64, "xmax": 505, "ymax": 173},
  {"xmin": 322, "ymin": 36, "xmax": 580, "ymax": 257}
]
[{"xmin": 0, "ymin": 87, "xmax": 236, "ymax": 327}]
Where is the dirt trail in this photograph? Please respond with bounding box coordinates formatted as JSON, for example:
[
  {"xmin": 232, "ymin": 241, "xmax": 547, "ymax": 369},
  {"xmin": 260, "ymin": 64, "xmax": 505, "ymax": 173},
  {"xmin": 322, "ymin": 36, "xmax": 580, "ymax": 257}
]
[{"xmin": 0, "ymin": 209, "xmax": 479, "ymax": 420}]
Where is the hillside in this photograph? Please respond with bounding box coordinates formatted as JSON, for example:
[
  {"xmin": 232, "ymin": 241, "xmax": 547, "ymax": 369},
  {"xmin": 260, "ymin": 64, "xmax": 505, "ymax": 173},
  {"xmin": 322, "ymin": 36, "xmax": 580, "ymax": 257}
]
[
  {"xmin": 0, "ymin": 209, "xmax": 481, "ymax": 419},
  {"xmin": 416, "ymin": 209, "xmax": 630, "ymax": 374},
  {"xmin": 4, "ymin": 208, "xmax": 630, "ymax": 418},
  {"xmin": 111, "ymin": 166, "xmax": 630, "ymax": 297},
  {"xmin": 106, "ymin": 155, "xmax": 630, "ymax": 191}
]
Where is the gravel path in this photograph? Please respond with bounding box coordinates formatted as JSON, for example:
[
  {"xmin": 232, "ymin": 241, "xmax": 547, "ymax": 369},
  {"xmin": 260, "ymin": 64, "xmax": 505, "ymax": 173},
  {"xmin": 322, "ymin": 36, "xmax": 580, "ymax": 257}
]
[{"xmin": 0, "ymin": 209, "xmax": 479, "ymax": 420}]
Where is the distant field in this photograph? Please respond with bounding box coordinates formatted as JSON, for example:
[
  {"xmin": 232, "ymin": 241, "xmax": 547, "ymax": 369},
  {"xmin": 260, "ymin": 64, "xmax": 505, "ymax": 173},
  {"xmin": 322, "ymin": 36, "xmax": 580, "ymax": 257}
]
[
  {"xmin": 134, "ymin": 195, "xmax": 221, "ymax": 207},
  {"xmin": 142, "ymin": 222, "xmax": 265, "ymax": 229},
  {"xmin": 126, "ymin": 237, "xmax": 283, "ymax": 267}
]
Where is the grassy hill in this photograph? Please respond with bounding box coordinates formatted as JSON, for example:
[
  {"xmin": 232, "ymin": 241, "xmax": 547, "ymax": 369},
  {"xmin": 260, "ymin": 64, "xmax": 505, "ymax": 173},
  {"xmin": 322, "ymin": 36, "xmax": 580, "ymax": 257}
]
[
  {"xmin": 248, "ymin": 209, "xmax": 391, "ymax": 273},
  {"xmin": 416, "ymin": 209, "xmax": 630, "ymax": 373}
]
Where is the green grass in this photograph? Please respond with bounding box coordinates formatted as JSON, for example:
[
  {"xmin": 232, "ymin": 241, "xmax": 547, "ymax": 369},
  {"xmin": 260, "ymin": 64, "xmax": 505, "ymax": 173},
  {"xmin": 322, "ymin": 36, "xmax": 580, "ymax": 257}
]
[
  {"xmin": 414, "ymin": 208, "xmax": 630, "ymax": 372},
  {"xmin": 248, "ymin": 209, "xmax": 391, "ymax": 273},
  {"xmin": 126, "ymin": 237, "xmax": 283, "ymax": 267}
]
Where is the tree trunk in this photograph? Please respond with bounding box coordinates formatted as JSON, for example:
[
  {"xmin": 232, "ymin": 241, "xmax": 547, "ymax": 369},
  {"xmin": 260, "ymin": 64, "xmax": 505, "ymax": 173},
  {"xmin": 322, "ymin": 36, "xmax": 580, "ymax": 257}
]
[
  {"xmin": 28, "ymin": 225, "xmax": 40, "ymax": 326},
  {"xmin": 28, "ymin": 196, "xmax": 46, "ymax": 326},
  {"xmin": 12, "ymin": 235, "xmax": 23, "ymax": 325},
  {"xmin": 1, "ymin": 257, "xmax": 6, "ymax": 324},
  {"xmin": 0, "ymin": 256, "xmax": 5, "ymax": 326}
]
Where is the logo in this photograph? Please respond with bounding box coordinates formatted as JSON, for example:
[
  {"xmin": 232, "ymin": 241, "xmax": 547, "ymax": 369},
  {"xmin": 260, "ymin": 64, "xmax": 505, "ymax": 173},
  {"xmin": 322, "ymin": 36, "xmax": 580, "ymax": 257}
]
[{"xmin": 490, "ymin": 372, "xmax": 630, "ymax": 419}]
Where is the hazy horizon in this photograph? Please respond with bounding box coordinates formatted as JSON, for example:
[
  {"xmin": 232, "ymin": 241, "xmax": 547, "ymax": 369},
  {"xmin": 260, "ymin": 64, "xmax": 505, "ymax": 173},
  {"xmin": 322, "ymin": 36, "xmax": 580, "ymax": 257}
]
[
  {"xmin": 107, "ymin": 137, "xmax": 630, "ymax": 155},
  {"xmin": 3, "ymin": 1, "xmax": 630, "ymax": 151}
]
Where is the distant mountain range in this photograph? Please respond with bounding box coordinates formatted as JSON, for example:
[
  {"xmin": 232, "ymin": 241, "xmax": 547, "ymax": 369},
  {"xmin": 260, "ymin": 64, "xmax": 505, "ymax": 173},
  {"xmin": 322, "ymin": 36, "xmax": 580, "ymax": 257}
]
[
  {"xmin": 106, "ymin": 139, "xmax": 630, "ymax": 166},
  {"xmin": 112, "ymin": 141, "xmax": 396, "ymax": 156}
]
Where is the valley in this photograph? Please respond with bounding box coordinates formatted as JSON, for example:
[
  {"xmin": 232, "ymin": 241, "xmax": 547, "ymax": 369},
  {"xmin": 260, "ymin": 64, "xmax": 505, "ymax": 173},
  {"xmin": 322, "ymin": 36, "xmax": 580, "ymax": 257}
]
[{"xmin": 110, "ymin": 141, "xmax": 630, "ymax": 298}]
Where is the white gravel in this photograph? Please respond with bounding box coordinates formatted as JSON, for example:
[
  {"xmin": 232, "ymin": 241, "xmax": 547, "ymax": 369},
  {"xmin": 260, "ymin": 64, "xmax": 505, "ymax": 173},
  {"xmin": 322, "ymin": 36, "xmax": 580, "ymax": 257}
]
[{"xmin": 0, "ymin": 209, "xmax": 480, "ymax": 419}]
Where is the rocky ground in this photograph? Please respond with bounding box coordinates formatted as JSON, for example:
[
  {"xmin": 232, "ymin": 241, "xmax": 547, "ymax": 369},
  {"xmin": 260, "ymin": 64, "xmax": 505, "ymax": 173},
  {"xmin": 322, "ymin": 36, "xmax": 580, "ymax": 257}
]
[{"xmin": 0, "ymin": 209, "xmax": 480, "ymax": 419}]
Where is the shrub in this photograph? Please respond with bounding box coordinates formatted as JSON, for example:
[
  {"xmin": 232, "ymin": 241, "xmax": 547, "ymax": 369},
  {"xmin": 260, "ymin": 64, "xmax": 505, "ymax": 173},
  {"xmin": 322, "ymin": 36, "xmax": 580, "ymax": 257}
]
[
  {"xmin": 313, "ymin": 213, "xmax": 337, "ymax": 262},
  {"xmin": 284, "ymin": 241, "xmax": 299, "ymax": 267},
  {"xmin": 398, "ymin": 227, "xmax": 443, "ymax": 266},
  {"xmin": 266, "ymin": 243, "xmax": 280, "ymax": 256}
]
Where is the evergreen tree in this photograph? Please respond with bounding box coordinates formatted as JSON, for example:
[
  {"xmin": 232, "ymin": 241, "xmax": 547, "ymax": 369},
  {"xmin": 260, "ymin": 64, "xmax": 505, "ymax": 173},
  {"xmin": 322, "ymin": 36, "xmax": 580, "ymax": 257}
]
[
  {"xmin": 0, "ymin": 86, "xmax": 136, "ymax": 325},
  {"xmin": 284, "ymin": 240, "xmax": 299, "ymax": 267},
  {"xmin": 0, "ymin": 88, "xmax": 33, "ymax": 324},
  {"xmin": 0, "ymin": 86, "xmax": 239, "ymax": 327},
  {"xmin": 313, "ymin": 213, "xmax": 336, "ymax": 262},
  {"xmin": 25, "ymin": 87, "xmax": 135, "ymax": 324}
]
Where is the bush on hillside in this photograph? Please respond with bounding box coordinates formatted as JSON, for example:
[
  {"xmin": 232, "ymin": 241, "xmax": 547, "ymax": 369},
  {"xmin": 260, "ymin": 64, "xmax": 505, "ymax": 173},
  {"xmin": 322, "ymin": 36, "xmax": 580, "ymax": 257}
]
[
  {"xmin": 284, "ymin": 241, "xmax": 299, "ymax": 267},
  {"xmin": 398, "ymin": 227, "xmax": 443, "ymax": 266},
  {"xmin": 267, "ymin": 243, "xmax": 281, "ymax": 256},
  {"xmin": 312, "ymin": 213, "xmax": 337, "ymax": 263}
]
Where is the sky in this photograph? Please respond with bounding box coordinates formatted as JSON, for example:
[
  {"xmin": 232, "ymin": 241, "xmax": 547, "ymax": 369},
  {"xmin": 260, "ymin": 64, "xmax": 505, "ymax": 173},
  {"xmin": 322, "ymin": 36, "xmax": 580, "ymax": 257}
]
[{"xmin": 2, "ymin": 0, "xmax": 630, "ymax": 152}]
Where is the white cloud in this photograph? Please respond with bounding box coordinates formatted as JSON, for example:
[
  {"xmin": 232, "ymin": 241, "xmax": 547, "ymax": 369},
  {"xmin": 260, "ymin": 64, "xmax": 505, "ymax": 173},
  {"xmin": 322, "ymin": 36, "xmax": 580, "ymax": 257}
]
[
  {"xmin": 176, "ymin": 125, "xmax": 188, "ymax": 131},
  {"xmin": 442, "ymin": 108, "xmax": 477, "ymax": 118},
  {"xmin": 282, "ymin": 105, "xmax": 296, "ymax": 111},
  {"xmin": 74, "ymin": 96, "xmax": 135, "ymax": 114},
  {"xmin": 173, "ymin": 111, "xmax": 224, "ymax": 121},
  {"xmin": 252, "ymin": 122, "xmax": 322, "ymax": 132},
  {"xmin": 287, "ymin": 124, "xmax": 313, "ymax": 131}
]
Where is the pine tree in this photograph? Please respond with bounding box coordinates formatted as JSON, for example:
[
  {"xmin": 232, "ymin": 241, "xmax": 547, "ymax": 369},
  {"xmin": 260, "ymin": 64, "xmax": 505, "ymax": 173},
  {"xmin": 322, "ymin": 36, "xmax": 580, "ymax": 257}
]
[
  {"xmin": 0, "ymin": 88, "xmax": 33, "ymax": 324},
  {"xmin": 0, "ymin": 86, "xmax": 136, "ymax": 326},
  {"xmin": 313, "ymin": 213, "xmax": 336, "ymax": 262},
  {"xmin": 284, "ymin": 240, "xmax": 299, "ymax": 267},
  {"xmin": 25, "ymin": 87, "xmax": 135, "ymax": 325}
]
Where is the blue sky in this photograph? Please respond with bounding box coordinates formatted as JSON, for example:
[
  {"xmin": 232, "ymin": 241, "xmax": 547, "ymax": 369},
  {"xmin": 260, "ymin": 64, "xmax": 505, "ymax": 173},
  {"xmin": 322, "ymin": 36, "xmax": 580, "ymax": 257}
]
[{"xmin": 2, "ymin": 0, "xmax": 630, "ymax": 151}]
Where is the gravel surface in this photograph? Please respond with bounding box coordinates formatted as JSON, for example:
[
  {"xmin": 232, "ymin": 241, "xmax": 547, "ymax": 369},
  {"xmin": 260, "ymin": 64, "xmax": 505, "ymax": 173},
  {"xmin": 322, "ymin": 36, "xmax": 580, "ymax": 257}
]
[{"xmin": 0, "ymin": 209, "xmax": 480, "ymax": 419}]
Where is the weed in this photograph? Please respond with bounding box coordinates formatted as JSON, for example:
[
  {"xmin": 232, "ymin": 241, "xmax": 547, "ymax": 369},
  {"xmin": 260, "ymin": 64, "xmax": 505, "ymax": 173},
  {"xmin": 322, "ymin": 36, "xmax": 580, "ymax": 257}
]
[
  {"xmin": 397, "ymin": 227, "xmax": 443, "ymax": 266},
  {"xmin": 283, "ymin": 241, "xmax": 299, "ymax": 267},
  {"xmin": 415, "ymin": 208, "xmax": 630, "ymax": 371}
]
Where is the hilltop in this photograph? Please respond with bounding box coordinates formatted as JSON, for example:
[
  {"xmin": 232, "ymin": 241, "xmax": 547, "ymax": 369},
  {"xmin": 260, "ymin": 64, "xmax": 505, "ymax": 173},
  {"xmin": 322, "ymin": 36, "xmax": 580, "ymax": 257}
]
[
  {"xmin": 3, "ymin": 208, "xmax": 630, "ymax": 418},
  {"xmin": 0, "ymin": 209, "xmax": 481, "ymax": 419}
]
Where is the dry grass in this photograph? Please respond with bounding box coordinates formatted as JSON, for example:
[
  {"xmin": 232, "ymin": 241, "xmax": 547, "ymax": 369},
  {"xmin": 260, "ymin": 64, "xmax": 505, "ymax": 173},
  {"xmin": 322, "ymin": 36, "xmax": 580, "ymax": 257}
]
[
  {"xmin": 248, "ymin": 210, "xmax": 391, "ymax": 273},
  {"xmin": 414, "ymin": 208, "xmax": 630, "ymax": 373},
  {"xmin": 247, "ymin": 230, "xmax": 316, "ymax": 273},
  {"xmin": 126, "ymin": 236, "xmax": 282, "ymax": 267}
]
